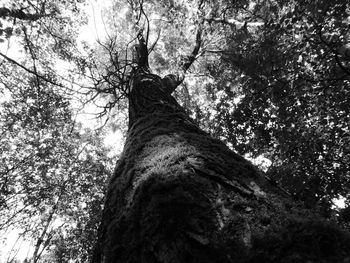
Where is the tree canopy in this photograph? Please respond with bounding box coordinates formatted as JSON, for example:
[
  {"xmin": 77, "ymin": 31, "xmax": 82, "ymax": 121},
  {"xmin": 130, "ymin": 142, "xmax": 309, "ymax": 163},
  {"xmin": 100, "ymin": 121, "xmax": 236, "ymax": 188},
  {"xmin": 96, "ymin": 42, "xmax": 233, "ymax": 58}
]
[{"xmin": 0, "ymin": 0, "xmax": 349, "ymax": 261}]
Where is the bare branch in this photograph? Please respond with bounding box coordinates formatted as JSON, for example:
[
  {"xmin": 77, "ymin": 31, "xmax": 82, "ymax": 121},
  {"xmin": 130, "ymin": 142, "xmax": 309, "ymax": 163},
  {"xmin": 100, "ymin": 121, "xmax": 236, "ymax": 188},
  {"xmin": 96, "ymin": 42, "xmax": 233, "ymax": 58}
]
[{"xmin": 0, "ymin": 51, "xmax": 62, "ymax": 87}]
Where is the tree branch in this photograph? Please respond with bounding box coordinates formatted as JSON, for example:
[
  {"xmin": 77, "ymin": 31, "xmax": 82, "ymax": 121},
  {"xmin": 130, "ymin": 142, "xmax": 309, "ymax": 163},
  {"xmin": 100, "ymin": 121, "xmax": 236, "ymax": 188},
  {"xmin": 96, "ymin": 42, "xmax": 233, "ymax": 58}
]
[
  {"xmin": 0, "ymin": 51, "xmax": 62, "ymax": 87},
  {"xmin": 148, "ymin": 28, "xmax": 161, "ymax": 54},
  {"xmin": 23, "ymin": 26, "xmax": 41, "ymax": 93},
  {"xmin": 0, "ymin": 7, "xmax": 53, "ymax": 21},
  {"xmin": 205, "ymin": 17, "xmax": 264, "ymax": 28},
  {"xmin": 161, "ymin": 26, "xmax": 203, "ymax": 94},
  {"xmin": 182, "ymin": 26, "xmax": 202, "ymax": 73}
]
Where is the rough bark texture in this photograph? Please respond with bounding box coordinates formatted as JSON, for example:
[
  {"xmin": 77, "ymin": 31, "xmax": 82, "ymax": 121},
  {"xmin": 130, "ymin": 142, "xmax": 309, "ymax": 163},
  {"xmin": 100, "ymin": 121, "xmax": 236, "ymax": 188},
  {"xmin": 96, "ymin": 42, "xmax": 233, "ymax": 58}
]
[{"xmin": 93, "ymin": 71, "xmax": 350, "ymax": 263}]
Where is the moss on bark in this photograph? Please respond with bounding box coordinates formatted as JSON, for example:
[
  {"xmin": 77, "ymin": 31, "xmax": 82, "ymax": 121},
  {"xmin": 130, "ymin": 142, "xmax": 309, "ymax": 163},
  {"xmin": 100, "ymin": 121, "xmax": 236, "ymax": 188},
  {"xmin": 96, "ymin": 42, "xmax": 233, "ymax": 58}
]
[{"xmin": 93, "ymin": 72, "xmax": 350, "ymax": 263}]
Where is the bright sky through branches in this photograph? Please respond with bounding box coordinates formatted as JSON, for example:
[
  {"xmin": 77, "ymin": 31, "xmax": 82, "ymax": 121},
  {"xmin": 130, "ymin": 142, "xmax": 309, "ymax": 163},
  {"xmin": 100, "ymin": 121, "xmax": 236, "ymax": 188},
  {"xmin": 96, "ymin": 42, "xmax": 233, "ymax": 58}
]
[
  {"xmin": 0, "ymin": 1, "xmax": 121, "ymax": 261},
  {"xmin": 79, "ymin": 0, "xmax": 112, "ymax": 45}
]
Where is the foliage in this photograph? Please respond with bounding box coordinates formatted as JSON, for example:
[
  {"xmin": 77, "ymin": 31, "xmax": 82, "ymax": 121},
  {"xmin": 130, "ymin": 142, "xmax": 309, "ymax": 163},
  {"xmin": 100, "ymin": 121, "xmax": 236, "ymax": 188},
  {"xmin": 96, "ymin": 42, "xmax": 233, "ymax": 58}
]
[
  {"xmin": 195, "ymin": 0, "xmax": 350, "ymax": 212},
  {"xmin": 0, "ymin": 76, "xmax": 114, "ymax": 261},
  {"xmin": 0, "ymin": 0, "xmax": 349, "ymax": 261}
]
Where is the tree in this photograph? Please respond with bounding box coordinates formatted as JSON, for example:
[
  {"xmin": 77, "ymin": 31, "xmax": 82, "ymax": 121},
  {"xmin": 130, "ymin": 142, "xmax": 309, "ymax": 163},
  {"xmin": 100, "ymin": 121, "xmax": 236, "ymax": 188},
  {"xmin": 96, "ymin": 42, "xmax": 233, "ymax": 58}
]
[
  {"xmin": 1, "ymin": 0, "xmax": 349, "ymax": 262},
  {"xmin": 91, "ymin": 2, "xmax": 350, "ymax": 262}
]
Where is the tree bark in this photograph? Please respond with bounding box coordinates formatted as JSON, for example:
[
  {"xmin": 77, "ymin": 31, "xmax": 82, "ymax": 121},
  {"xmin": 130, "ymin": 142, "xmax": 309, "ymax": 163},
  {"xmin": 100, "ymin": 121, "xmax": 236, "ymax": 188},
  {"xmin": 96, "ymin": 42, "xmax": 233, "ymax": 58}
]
[{"xmin": 92, "ymin": 71, "xmax": 350, "ymax": 263}]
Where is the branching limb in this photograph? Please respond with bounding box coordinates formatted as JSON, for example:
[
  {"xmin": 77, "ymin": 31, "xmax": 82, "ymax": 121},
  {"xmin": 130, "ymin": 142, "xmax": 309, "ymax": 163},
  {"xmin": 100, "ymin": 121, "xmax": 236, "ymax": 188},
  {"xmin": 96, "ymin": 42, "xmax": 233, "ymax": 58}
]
[
  {"xmin": 0, "ymin": 7, "xmax": 53, "ymax": 21},
  {"xmin": 148, "ymin": 28, "xmax": 161, "ymax": 54},
  {"xmin": 138, "ymin": 0, "xmax": 150, "ymax": 47},
  {"xmin": 182, "ymin": 26, "xmax": 203, "ymax": 73},
  {"xmin": 162, "ymin": 25, "xmax": 203, "ymax": 94},
  {"xmin": 0, "ymin": 51, "xmax": 62, "ymax": 87}
]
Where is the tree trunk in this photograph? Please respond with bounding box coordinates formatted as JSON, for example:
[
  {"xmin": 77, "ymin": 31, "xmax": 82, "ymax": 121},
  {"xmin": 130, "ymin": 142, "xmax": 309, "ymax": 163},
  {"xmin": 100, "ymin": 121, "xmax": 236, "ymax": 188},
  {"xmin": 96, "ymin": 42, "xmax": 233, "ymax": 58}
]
[{"xmin": 93, "ymin": 71, "xmax": 350, "ymax": 263}]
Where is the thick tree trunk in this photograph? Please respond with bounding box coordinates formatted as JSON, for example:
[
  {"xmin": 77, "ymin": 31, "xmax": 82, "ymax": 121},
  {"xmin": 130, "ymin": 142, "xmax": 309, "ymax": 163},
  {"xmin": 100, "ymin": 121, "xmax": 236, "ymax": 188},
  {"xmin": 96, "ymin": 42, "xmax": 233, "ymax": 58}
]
[{"xmin": 93, "ymin": 71, "xmax": 350, "ymax": 263}]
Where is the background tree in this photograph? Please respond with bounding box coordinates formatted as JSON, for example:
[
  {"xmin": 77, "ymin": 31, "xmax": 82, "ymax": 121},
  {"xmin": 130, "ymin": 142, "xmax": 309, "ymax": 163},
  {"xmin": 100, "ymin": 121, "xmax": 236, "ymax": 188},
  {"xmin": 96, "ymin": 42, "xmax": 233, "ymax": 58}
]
[
  {"xmin": 0, "ymin": 76, "xmax": 114, "ymax": 262},
  {"xmin": 198, "ymin": 0, "xmax": 350, "ymax": 213},
  {"xmin": 0, "ymin": 1, "xmax": 115, "ymax": 261}
]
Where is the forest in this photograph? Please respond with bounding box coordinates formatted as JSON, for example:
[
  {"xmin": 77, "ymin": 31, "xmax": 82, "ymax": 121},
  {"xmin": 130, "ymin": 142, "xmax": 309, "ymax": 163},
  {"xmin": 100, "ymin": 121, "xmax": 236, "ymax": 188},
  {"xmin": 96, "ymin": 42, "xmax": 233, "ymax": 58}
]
[{"xmin": 0, "ymin": 0, "xmax": 349, "ymax": 262}]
